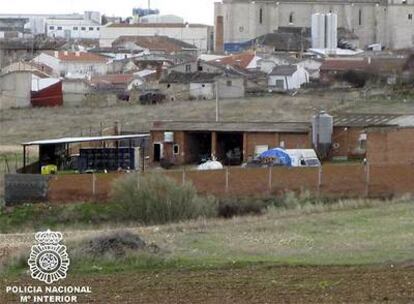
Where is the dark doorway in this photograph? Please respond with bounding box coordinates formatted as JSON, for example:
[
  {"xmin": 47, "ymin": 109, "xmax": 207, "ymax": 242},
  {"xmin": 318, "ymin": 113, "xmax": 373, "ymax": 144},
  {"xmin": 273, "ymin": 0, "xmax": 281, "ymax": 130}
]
[
  {"xmin": 153, "ymin": 143, "xmax": 161, "ymax": 162},
  {"xmin": 217, "ymin": 132, "xmax": 243, "ymax": 165},
  {"xmin": 186, "ymin": 132, "xmax": 212, "ymax": 163}
]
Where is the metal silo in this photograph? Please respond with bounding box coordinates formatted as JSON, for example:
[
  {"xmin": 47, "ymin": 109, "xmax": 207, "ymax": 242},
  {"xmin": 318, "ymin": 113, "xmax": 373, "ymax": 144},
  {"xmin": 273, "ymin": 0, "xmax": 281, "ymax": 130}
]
[{"xmin": 312, "ymin": 111, "xmax": 333, "ymax": 159}]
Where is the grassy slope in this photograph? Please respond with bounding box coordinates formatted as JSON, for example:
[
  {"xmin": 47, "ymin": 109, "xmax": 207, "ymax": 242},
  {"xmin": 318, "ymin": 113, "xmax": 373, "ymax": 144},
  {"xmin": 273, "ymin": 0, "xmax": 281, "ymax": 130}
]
[
  {"xmin": 1, "ymin": 199, "xmax": 414, "ymax": 276},
  {"xmin": 147, "ymin": 200, "xmax": 414, "ymax": 267}
]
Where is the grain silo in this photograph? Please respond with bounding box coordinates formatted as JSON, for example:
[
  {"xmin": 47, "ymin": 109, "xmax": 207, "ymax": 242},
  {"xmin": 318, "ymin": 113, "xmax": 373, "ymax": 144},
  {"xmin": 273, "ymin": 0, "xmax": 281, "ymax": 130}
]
[
  {"xmin": 311, "ymin": 13, "xmax": 325, "ymax": 49},
  {"xmin": 312, "ymin": 111, "xmax": 333, "ymax": 159}
]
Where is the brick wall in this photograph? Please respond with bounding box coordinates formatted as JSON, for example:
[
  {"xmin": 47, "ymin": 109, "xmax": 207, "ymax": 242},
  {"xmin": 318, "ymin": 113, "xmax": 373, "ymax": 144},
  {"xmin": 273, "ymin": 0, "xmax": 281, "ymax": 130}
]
[
  {"xmin": 32, "ymin": 163, "xmax": 414, "ymax": 205},
  {"xmin": 367, "ymin": 128, "xmax": 414, "ymax": 164}
]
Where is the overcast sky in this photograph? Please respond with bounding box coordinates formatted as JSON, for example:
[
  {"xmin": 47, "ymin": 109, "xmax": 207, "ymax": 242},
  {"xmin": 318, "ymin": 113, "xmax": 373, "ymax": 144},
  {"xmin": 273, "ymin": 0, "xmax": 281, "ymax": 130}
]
[{"xmin": 1, "ymin": 0, "xmax": 216, "ymax": 25}]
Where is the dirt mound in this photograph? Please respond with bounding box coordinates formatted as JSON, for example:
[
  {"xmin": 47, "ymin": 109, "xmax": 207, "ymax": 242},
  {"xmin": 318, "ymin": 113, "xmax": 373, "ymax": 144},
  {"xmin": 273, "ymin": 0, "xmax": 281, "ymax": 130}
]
[{"xmin": 76, "ymin": 231, "xmax": 158, "ymax": 257}]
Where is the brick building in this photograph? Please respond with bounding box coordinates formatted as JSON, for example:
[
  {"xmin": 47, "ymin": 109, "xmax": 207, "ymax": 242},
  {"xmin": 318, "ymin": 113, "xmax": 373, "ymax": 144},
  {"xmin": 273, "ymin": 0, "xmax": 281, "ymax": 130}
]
[
  {"xmin": 150, "ymin": 121, "xmax": 311, "ymax": 166},
  {"xmin": 150, "ymin": 114, "xmax": 414, "ymax": 167}
]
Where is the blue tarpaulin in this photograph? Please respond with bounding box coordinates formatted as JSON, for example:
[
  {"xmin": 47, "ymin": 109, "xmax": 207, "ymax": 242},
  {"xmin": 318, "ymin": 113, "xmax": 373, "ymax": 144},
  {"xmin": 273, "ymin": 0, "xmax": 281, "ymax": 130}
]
[{"xmin": 259, "ymin": 148, "xmax": 292, "ymax": 167}]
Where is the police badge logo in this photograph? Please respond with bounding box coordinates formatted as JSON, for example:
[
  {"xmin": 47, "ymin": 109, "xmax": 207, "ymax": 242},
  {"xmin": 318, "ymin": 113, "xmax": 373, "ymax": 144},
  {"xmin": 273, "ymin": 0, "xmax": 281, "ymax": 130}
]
[{"xmin": 28, "ymin": 230, "xmax": 70, "ymax": 284}]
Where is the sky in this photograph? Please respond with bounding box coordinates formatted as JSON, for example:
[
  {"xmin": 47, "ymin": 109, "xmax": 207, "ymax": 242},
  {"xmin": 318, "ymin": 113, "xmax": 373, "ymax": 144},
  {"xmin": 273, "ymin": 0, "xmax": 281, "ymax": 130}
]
[{"xmin": 1, "ymin": 0, "xmax": 216, "ymax": 25}]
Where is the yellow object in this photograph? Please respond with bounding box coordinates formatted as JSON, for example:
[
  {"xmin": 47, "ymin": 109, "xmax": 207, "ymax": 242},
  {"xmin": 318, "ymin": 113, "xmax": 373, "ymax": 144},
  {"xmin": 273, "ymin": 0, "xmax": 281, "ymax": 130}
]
[{"xmin": 41, "ymin": 165, "xmax": 58, "ymax": 175}]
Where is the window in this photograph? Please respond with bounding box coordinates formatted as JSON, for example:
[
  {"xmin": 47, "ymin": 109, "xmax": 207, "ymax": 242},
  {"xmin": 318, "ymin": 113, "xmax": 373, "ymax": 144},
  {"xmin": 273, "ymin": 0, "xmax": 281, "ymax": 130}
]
[
  {"xmin": 275, "ymin": 79, "xmax": 284, "ymax": 89},
  {"xmin": 402, "ymin": 0, "xmax": 407, "ymax": 4},
  {"xmin": 89, "ymin": 27, "xmax": 94, "ymax": 31},
  {"xmin": 173, "ymin": 144, "xmax": 180, "ymax": 155},
  {"xmin": 81, "ymin": 27, "xmax": 86, "ymax": 31},
  {"xmin": 167, "ymin": 84, "xmax": 171, "ymax": 88},
  {"xmin": 202, "ymin": 84, "xmax": 206, "ymax": 88},
  {"xmin": 185, "ymin": 64, "xmax": 191, "ymax": 72},
  {"xmin": 409, "ymin": 13, "xmax": 413, "ymax": 20},
  {"xmin": 49, "ymin": 26, "xmax": 55, "ymax": 30},
  {"xmin": 57, "ymin": 26, "xmax": 63, "ymax": 30},
  {"xmin": 359, "ymin": 9, "xmax": 362, "ymax": 26},
  {"xmin": 259, "ymin": 8, "xmax": 263, "ymax": 24},
  {"xmin": 97, "ymin": 27, "xmax": 100, "ymax": 31},
  {"xmin": 226, "ymin": 80, "xmax": 232, "ymax": 87},
  {"xmin": 73, "ymin": 26, "xmax": 78, "ymax": 30},
  {"xmin": 289, "ymin": 13, "xmax": 294, "ymax": 24}
]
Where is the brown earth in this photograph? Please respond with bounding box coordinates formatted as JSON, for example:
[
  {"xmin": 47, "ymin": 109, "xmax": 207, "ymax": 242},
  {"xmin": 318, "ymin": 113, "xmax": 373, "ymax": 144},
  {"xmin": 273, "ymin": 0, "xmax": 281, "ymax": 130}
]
[{"xmin": 1, "ymin": 264, "xmax": 414, "ymax": 303}]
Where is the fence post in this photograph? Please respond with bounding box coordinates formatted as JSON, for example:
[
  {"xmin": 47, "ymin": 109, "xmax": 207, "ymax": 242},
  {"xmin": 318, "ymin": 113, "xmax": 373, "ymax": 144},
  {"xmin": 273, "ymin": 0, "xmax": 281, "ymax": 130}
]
[
  {"xmin": 365, "ymin": 162, "xmax": 370, "ymax": 198},
  {"xmin": 268, "ymin": 167, "xmax": 272, "ymax": 195},
  {"xmin": 92, "ymin": 174, "xmax": 96, "ymax": 196},
  {"xmin": 318, "ymin": 166, "xmax": 322, "ymax": 196},
  {"xmin": 225, "ymin": 168, "xmax": 229, "ymax": 193},
  {"xmin": 182, "ymin": 170, "xmax": 186, "ymax": 186}
]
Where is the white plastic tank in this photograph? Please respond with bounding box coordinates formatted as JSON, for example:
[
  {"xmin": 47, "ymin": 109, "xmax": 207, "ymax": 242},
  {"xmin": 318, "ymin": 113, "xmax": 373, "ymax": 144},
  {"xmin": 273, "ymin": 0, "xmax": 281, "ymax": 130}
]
[{"xmin": 164, "ymin": 132, "xmax": 174, "ymax": 143}]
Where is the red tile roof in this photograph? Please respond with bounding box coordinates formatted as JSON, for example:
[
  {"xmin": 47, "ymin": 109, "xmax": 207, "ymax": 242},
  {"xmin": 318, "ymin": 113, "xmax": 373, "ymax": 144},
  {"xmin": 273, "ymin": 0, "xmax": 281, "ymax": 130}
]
[
  {"xmin": 90, "ymin": 74, "xmax": 134, "ymax": 86},
  {"xmin": 112, "ymin": 36, "xmax": 197, "ymax": 53},
  {"xmin": 320, "ymin": 58, "xmax": 369, "ymax": 71},
  {"xmin": 210, "ymin": 52, "xmax": 256, "ymax": 69},
  {"xmin": 45, "ymin": 51, "xmax": 109, "ymax": 63}
]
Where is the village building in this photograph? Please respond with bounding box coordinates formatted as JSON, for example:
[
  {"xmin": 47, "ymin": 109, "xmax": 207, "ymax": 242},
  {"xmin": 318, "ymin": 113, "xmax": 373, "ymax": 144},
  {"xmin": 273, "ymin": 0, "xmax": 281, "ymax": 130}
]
[
  {"xmin": 99, "ymin": 23, "xmax": 214, "ymax": 53},
  {"xmin": 31, "ymin": 51, "xmax": 110, "ymax": 78},
  {"xmin": 111, "ymin": 36, "xmax": 198, "ymax": 56},
  {"xmin": 268, "ymin": 64, "xmax": 309, "ymax": 91},
  {"xmin": 214, "ymin": 0, "xmax": 414, "ymax": 52},
  {"xmin": 157, "ymin": 60, "xmax": 246, "ymax": 101}
]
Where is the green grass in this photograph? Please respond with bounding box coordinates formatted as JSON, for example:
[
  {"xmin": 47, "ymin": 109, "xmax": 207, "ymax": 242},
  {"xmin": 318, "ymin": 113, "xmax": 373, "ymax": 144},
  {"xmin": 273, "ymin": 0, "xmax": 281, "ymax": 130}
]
[{"xmin": 1, "ymin": 198, "xmax": 414, "ymax": 277}]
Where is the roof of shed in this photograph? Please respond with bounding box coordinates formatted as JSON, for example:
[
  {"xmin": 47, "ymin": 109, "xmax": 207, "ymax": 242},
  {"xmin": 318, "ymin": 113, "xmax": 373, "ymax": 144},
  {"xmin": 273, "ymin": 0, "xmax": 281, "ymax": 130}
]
[
  {"xmin": 269, "ymin": 65, "xmax": 298, "ymax": 76},
  {"xmin": 23, "ymin": 134, "xmax": 149, "ymax": 146},
  {"xmin": 151, "ymin": 121, "xmax": 310, "ymax": 133}
]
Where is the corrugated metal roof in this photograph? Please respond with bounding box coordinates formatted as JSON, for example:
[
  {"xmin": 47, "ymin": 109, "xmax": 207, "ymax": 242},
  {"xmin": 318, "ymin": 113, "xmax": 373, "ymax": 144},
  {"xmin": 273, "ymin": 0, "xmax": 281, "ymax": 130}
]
[
  {"xmin": 151, "ymin": 121, "xmax": 310, "ymax": 133},
  {"xmin": 333, "ymin": 114, "xmax": 403, "ymax": 127},
  {"xmin": 23, "ymin": 134, "xmax": 149, "ymax": 146}
]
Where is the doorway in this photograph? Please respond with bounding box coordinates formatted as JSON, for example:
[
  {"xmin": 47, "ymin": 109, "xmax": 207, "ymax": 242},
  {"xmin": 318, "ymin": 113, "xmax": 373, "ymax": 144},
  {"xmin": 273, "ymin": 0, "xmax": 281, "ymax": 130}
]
[{"xmin": 153, "ymin": 143, "xmax": 162, "ymax": 162}]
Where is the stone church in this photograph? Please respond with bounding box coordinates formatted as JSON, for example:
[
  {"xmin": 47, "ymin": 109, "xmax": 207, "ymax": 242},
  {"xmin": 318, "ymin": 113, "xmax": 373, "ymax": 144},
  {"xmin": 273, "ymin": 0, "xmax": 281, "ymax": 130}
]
[{"xmin": 214, "ymin": 0, "xmax": 414, "ymax": 51}]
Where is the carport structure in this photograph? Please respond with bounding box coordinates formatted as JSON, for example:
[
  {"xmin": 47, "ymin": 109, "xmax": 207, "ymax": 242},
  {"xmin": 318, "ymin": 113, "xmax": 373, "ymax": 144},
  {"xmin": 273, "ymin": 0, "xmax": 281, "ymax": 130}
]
[{"xmin": 21, "ymin": 134, "xmax": 150, "ymax": 173}]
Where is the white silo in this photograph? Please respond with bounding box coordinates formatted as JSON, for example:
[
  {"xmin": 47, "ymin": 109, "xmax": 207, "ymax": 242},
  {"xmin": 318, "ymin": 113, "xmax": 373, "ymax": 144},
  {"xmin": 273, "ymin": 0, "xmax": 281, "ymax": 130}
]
[
  {"xmin": 312, "ymin": 111, "xmax": 333, "ymax": 159},
  {"xmin": 325, "ymin": 13, "xmax": 338, "ymax": 51},
  {"xmin": 311, "ymin": 13, "xmax": 325, "ymax": 49}
]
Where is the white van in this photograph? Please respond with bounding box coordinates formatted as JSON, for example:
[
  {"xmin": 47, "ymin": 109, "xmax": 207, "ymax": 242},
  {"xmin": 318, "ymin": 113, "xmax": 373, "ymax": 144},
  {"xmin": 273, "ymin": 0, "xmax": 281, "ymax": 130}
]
[{"xmin": 285, "ymin": 149, "xmax": 321, "ymax": 167}]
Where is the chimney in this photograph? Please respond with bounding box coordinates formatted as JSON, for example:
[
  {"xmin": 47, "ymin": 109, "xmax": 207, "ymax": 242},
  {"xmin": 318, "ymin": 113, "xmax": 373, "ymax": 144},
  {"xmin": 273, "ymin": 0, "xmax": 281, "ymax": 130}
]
[{"xmin": 215, "ymin": 16, "xmax": 224, "ymax": 54}]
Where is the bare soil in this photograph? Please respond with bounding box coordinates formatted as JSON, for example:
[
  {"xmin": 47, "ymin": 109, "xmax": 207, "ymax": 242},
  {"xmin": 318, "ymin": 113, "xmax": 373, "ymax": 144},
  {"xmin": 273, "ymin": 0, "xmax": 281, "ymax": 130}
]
[{"xmin": 1, "ymin": 264, "xmax": 414, "ymax": 303}]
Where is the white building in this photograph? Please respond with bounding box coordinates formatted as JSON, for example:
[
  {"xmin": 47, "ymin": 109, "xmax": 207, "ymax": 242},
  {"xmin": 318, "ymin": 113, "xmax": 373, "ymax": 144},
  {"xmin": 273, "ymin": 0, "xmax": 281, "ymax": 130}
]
[
  {"xmin": 268, "ymin": 65, "xmax": 309, "ymax": 91},
  {"xmin": 0, "ymin": 11, "xmax": 101, "ymax": 39},
  {"xmin": 46, "ymin": 11, "xmax": 101, "ymax": 40},
  {"xmin": 99, "ymin": 23, "xmax": 214, "ymax": 53},
  {"xmin": 32, "ymin": 51, "xmax": 109, "ymax": 78},
  {"xmin": 215, "ymin": 0, "xmax": 414, "ymax": 51}
]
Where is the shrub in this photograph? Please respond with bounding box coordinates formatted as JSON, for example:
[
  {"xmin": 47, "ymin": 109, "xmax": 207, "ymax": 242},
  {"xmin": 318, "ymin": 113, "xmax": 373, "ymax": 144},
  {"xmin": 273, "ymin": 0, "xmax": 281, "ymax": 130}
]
[
  {"xmin": 111, "ymin": 173, "xmax": 217, "ymax": 225},
  {"xmin": 218, "ymin": 197, "xmax": 269, "ymax": 218}
]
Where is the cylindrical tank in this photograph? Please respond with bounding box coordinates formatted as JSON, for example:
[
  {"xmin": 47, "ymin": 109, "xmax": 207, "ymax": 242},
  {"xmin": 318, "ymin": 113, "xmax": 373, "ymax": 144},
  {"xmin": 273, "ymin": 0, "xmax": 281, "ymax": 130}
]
[
  {"xmin": 312, "ymin": 111, "xmax": 333, "ymax": 159},
  {"xmin": 164, "ymin": 132, "xmax": 174, "ymax": 143}
]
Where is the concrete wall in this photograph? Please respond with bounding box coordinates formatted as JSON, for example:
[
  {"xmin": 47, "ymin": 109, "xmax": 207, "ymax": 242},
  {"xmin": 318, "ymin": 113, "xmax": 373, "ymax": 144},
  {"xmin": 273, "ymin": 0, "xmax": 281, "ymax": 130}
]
[
  {"xmin": 5, "ymin": 174, "xmax": 49, "ymax": 205},
  {"xmin": 190, "ymin": 82, "xmax": 215, "ymax": 100},
  {"xmin": 217, "ymin": 77, "xmax": 245, "ymax": 99},
  {"xmin": 0, "ymin": 71, "xmax": 31, "ymax": 109},
  {"xmin": 62, "ymin": 79, "xmax": 91, "ymax": 107}
]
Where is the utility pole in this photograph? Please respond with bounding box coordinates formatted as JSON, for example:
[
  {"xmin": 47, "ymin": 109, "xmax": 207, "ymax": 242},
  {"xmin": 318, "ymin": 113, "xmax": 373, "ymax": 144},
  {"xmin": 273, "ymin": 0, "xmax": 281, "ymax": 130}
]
[
  {"xmin": 215, "ymin": 81, "xmax": 219, "ymax": 122},
  {"xmin": 148, "ymin": 0, "xmax": 151, "ymax": 9}
]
